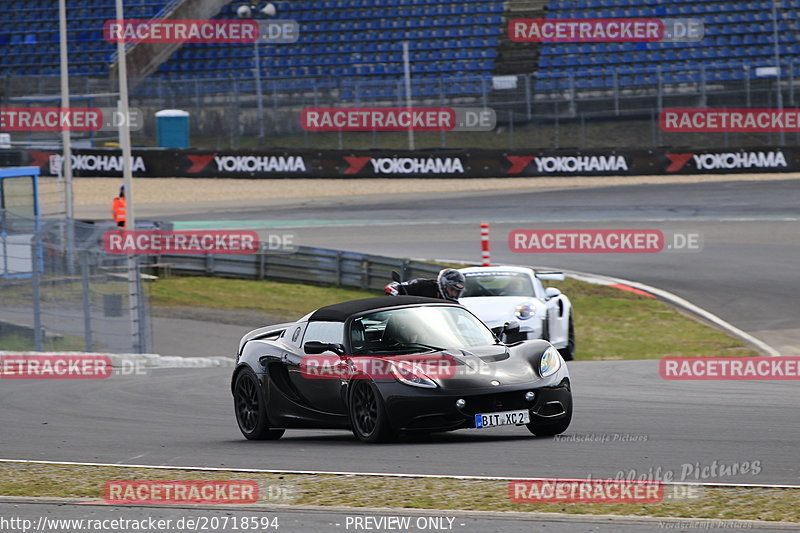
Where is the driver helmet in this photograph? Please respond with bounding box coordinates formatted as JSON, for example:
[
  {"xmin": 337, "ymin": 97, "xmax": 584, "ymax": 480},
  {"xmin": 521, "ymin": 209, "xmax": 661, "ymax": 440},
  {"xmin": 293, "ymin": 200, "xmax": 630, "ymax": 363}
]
[{"xmin": 437, "ymin": 268, "xmax": 466, "ymax": 302}]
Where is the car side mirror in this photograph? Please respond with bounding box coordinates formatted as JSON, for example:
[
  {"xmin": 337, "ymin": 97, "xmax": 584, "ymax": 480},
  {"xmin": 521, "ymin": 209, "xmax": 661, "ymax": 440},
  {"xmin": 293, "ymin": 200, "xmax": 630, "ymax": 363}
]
[
  {"xmin": 502, "ymin": 320, "xmax": 521, "ymax": 335},
  {"xmin": 545, "ymin": 287, "xmax": 562, "ymax": 300},
  {"xmin": 304, "ymin": 341, "xmax": 345, "ymax": 355}
]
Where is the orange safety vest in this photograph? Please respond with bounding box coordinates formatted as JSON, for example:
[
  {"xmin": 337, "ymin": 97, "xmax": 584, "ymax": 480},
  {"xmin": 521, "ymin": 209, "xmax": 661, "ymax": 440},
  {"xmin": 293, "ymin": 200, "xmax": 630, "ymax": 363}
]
[{"xmin": 112, "ymin": 196, "xmax": 127, "ymax": 225}]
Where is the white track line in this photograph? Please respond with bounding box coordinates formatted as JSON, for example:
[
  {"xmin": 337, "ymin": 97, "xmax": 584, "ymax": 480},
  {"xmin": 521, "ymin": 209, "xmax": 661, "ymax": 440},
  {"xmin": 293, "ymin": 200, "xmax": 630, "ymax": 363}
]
[
  {"xmin": 1, "ymin": 459, "xmax": 797, "ymax": 489},
  {"xmin": 561, "ymin": 268, "xmax": 782, "ymax": 357}
]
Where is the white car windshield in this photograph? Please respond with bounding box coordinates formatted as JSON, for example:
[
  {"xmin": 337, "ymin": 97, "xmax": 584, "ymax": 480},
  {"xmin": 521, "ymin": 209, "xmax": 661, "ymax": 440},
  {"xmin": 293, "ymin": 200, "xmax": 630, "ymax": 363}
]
[
  {"xmin": 461, "ymin": 273, "xmax": 535, "ymax": 297},
  {"xmin": 350, "ymin": 306, "xmax": 497, "ymax": 355}
]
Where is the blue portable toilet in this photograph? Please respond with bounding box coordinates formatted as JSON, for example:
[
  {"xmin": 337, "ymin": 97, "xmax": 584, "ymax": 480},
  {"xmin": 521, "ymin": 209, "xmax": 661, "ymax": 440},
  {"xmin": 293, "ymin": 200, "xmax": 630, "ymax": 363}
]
[{"xmin": 155, "ymin": 109, "xmax": 190, "ymax": 148}]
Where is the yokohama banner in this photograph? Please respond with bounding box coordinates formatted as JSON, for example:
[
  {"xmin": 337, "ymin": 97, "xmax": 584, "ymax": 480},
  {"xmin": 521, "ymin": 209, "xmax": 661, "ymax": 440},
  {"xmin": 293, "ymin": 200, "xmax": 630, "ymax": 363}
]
[{"xmin": 5, "ymin": 146, "xmax": 797, "ymax": 178}]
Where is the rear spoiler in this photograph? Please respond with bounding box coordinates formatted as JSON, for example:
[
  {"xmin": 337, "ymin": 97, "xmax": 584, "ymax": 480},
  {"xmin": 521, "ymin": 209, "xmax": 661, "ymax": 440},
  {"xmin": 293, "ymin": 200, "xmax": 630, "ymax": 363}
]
[
  {"xmin": 535, "ymin": 271, "xmax": 565, "ymax": 281},
  {"xmin": 238, "ymin": 322, "xmax": 295, "ymax": 356}
]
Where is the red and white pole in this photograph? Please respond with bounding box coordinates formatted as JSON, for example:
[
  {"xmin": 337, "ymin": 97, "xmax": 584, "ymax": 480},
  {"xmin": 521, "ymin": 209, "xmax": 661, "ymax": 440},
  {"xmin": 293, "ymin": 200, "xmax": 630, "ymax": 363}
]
[{"xmin": 480, "ymin": 222, "xmax": 490, "ymax": 266}]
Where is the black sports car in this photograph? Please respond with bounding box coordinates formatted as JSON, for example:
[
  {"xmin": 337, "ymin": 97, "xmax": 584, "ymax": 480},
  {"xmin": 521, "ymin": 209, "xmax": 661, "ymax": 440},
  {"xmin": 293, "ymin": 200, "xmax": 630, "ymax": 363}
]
[{"xmin": 232, "ymin": 296, "xmax": 572, "ymax": 443}]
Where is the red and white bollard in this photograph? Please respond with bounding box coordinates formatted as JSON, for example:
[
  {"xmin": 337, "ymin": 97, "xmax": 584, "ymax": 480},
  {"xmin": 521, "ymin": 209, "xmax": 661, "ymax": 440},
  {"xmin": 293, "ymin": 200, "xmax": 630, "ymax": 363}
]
[{"xmin": 480, "ymin": 222, "xmax": 490, "ymax": 266}]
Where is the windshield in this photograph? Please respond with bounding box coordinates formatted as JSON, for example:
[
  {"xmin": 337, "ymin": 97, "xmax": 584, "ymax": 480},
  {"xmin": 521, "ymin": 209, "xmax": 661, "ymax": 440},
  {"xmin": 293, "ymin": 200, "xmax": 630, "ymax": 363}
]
[
  {"xmin": 461, "ymin": 272, "xmax": 535, "ymax": 297},
  {"xmin": 349, "ymin": 306, "xmax": 496, "ymax": 355}
]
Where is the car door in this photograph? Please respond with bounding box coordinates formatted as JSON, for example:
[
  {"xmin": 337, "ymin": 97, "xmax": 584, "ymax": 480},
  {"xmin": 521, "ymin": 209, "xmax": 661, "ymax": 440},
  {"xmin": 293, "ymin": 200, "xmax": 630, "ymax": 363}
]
[{"xmin": 287, "ymin": 320, "xmax": 348, "ymax": 415}]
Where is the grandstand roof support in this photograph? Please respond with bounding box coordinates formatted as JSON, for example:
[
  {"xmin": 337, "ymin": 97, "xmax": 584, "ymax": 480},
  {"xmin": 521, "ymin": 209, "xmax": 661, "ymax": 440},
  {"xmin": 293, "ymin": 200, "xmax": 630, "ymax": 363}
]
[
  {"xmin": 770, "ymin": 0, "xmax": 785, "ymax": 145},
  {"xmin": 57, "ymin": 0, "xmax": 73, "ymax": 224},
  {"xmin": 58, "ymin": 0, "xmax": 76, "ymax": 275},
  {"xmin": 402, "ymin": 41, "xmax": 414, "ymax": 151}
]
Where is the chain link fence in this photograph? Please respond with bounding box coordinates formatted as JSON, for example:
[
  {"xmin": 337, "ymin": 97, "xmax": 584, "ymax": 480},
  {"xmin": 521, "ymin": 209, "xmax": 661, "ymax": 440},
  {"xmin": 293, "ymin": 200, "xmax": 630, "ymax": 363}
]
[
  {"xmin": 2, "ymin": 61, "xmax": 799, "ymax": 152},
  {"xmin": 0, "ymin": 211, "xmax": 152, "ymax": 354}
]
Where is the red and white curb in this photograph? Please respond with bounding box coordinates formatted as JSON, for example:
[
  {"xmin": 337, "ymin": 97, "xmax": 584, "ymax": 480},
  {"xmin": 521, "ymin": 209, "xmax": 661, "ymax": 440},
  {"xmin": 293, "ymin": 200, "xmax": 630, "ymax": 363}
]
[{"xmin": 561, "ymin": 269, "xmax": 781, "ymax": 358}]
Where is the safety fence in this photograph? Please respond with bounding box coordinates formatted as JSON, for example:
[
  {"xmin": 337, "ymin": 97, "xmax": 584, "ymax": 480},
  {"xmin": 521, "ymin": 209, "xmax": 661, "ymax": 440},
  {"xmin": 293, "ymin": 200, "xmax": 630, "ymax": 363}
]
[
  {"xmin": 0, "ymin": 214, "xmax": 152, "ymax": 353},
  {"xmin": 3, "ymin": 64, "xmax": 800, "ymax": 151}
]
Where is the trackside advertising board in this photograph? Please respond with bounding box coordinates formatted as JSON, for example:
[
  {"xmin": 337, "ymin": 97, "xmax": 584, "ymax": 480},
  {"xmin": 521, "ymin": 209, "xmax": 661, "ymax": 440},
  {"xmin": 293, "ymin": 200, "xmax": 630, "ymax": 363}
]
[{"xmin": 5, "ymin": 147, "xmax": 796, "ymax": 178}]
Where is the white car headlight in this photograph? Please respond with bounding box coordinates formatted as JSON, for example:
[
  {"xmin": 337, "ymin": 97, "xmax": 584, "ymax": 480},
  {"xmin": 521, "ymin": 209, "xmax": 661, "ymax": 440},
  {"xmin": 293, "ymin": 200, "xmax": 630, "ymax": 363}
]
[
  {"xmin": 539, "ymin": 346, "xmax": 562, "ymax": 378},
  {"xmin": 515, "ymin": 303, "xmax": 534, "ymax": 320},
  {"xmin": 390, "ymin": 361, "xmax": 438, "ymax": 389}
]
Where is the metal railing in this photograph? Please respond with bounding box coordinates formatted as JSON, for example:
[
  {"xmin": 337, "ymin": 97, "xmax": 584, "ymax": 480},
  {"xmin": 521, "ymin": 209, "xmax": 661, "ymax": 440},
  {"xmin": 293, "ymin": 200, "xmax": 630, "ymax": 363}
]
[
  {"xmin": 143, "ymin": 246, "xmax": 448, "ymax": 291},
  {"xmin": 4, "ymin": 63, "xmax": 799, "ymax": 150}
]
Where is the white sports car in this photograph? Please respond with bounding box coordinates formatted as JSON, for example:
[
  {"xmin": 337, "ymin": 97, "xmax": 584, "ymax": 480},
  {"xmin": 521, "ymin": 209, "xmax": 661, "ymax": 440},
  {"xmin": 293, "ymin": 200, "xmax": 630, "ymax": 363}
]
[{"xmin": 457, "ymin": 266, "xmax": 575, "ymax": 360}]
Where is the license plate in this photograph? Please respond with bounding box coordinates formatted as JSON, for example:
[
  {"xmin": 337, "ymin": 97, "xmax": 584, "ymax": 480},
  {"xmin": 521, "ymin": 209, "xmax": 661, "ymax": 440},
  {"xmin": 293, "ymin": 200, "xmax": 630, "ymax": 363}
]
[{"xmin": 474, "ymin": 409, "xmax": 530, "ymax": 429}]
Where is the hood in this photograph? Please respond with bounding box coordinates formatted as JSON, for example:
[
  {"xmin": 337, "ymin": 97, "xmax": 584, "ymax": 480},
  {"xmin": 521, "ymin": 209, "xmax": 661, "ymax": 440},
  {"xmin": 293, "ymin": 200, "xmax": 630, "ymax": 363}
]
[{"xmin": 434, "ymin": 345, "xmax": 541, "ymax": 391}]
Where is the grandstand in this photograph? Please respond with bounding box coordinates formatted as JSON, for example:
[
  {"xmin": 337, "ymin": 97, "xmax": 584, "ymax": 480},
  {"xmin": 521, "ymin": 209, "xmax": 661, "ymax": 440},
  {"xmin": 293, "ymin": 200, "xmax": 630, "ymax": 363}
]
[
  {"xmin": 163, "ymin": 0, "xmax": 503, "ymax": 99},
  {"xmin": 0, "ymin": 0, "xmax": 167, "ymax": 76},
  {"xmin": 0, "ymin": 0, "xmax": 503, "ymax": 98},
  {"xmin": 1, "ymin": 0, "xmax": 797, "ymax": 94},
  {"xmin": 536, "ymin": 0, "xmax": 800, "ymax": 92},
  {"xmin": 0, "ymin": 0, "xmax": 798, "ymax": 148}
]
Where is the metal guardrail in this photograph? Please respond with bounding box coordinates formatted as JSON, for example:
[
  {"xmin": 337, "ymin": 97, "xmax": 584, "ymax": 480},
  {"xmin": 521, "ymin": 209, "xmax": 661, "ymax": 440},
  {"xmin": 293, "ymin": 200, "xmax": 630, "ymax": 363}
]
[{"xmin": 142, "ymin": 246, "xmax": 448, "ymax": 291}]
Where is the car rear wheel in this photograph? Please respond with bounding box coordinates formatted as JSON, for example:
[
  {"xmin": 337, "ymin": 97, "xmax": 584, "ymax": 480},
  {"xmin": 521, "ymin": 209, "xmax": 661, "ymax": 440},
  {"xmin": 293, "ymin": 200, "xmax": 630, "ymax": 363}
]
[
  {"xmin": 234, "ymin": 368, "xmax": 285, "ymax": 440},
  {"xmin": 349, "ymin": 379, "xmax": 396, "ymax": 443},
  {"xmin": 526, "ymin": 400, "xmax": 572, "ymax": 437},
  {"xmin": 558, "ymin": 315, "xmax": 575, "ymax": 361}
]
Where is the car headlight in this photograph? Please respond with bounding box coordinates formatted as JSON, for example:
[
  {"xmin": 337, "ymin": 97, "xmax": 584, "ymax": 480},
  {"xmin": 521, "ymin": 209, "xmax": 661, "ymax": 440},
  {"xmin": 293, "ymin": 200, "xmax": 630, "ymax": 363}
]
[
  {"xmin": 539, "ymin": 346, "xmax": 562, "ymax": 378},
  {"xmin": 515, "ymin": 303, "xmax": 534, "ymax": 320},
  {"xmin": 390, "ymin": 361, "xmax": 438, "ymax": 389}
]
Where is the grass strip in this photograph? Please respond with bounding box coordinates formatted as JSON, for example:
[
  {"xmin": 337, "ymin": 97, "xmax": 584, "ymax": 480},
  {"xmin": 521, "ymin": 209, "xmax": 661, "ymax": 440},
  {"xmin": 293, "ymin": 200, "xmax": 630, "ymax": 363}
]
[
  {"xmin": 0, "ymin": 464, "xmax": 795, "ymax": 523},
  {"xmin": 149, "ymin": 276, "xmax": 759, "ymax": 361}
]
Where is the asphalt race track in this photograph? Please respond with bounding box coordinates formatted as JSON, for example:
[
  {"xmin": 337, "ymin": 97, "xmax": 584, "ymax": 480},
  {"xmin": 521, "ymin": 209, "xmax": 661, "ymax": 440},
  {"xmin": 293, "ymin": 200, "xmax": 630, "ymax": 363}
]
[
  {"xmin": 5, "ymin": 180, "xmax": 798, "ymax": 481},
  {"xmin": 3, "ymin": 179, "xmax": 799, "ymax": 530},
  {"xmin": 1, "ymin": 361, "xmax": 797, "ymax": 485}
]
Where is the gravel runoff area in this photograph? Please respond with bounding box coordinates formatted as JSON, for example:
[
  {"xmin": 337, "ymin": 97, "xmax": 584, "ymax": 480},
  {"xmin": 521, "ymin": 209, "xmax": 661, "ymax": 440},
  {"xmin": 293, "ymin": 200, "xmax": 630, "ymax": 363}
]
[{"xmin": 72, "ymin": 173, "xmax": 800, "ymax": 206}]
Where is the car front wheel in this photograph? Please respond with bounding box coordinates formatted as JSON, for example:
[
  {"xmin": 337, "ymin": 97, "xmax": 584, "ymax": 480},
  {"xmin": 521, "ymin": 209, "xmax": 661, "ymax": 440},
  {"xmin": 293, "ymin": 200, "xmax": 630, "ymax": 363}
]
[
  {"xmin": 233, "ymin": 368, "xmax": 285, "ymax": 440},
  {"xmin": 349, "ymin": 379, "xmax": 396, "ymax": 443}
]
